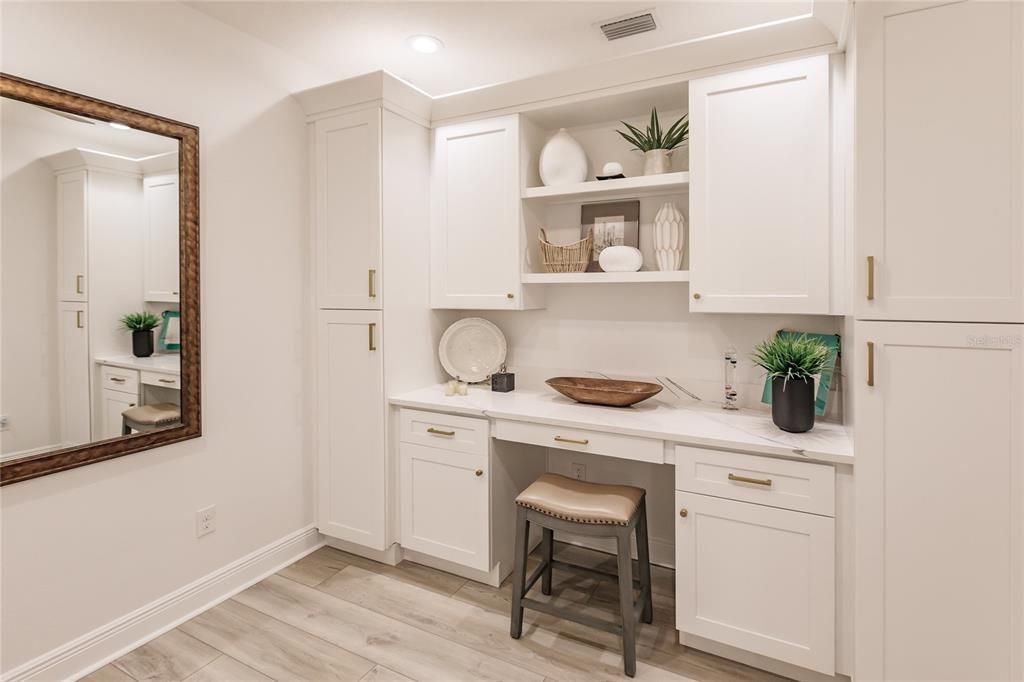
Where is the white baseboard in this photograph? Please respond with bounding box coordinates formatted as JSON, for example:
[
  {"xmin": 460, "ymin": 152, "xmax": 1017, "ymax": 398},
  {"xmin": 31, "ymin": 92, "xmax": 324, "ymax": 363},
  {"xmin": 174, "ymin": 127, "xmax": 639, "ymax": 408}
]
[
  {"xmin": 2, "ymin": 526, "xmax": 322, "ymax": 682},
  {"xmin": 678, "ymin": 632, "xmax": 851, "ymax": 682},
  {"xmin": 322, "ymin": 537, "xmax": 402, "ymax": 566}
]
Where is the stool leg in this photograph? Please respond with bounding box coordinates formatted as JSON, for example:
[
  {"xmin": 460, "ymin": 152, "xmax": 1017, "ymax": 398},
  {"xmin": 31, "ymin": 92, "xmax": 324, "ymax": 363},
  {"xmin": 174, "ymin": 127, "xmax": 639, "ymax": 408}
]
[
  {"xmin": 616, "ymin": 527, "xmax": 637, "ymax": 677},
  {"xmin": 122, "ymin": 418, "xmax": 131, "ymax": 436},
  {"xmin": 636, "ymin": 501, "xmax": 654, "ymax": 624},
  {"xmin": 541, "ymin": 527, "xmax": 554, "ymax": 596},
  {"xmin": 510, "ymin": 506, "xmax": 530, "ymax": 639}
]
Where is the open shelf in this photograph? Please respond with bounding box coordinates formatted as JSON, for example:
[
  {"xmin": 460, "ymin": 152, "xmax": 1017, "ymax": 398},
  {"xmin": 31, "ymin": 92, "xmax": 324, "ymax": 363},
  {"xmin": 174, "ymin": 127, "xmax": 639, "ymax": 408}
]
[
  {"xmin": 522, "ymin": 172, "xmax": 689, "ymax": 204},
  {"xmin": 522, "ymin": 270, "xmax": 690, "ymax": 284}
]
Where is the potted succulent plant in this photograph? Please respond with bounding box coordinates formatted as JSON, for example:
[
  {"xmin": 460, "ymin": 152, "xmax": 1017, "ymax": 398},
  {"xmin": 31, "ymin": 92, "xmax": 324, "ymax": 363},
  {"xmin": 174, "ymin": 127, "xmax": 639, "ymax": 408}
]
[
  {"xmin": 616, "ymin": 108, "xmax": 689, "ymax": 175},
  {"xmin": 121, "ymin": 311, "xmax": 162, "ymax": 358},
  {"xmin": 752, "ymin": 333, "xmax": 830, "ymax": 433}
]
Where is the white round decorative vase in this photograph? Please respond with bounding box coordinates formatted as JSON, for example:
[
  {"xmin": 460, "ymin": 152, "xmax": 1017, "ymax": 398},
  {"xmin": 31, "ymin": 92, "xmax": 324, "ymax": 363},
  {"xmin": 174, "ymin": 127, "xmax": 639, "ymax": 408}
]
[
  {"xmin": 643, "ymin": 149, "xmax": 672, "ymax": 175},
  {"xmin": 653, "ymin": 202, "xmax": 687, "ymax": 271},
  {"xmin": 539, "ymin": 129, "xmax": 588, "ymax": 186},
  {"xmin": 599, "ymin": 245, "xmax": 643, "ymax": 272}
]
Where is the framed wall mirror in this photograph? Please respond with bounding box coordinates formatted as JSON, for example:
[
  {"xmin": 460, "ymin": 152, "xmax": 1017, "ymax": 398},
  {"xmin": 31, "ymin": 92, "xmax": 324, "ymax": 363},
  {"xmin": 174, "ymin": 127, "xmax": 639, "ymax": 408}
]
[{"xmin": 0, "ymin": 74, "xmax": 200, "ymax": 485}]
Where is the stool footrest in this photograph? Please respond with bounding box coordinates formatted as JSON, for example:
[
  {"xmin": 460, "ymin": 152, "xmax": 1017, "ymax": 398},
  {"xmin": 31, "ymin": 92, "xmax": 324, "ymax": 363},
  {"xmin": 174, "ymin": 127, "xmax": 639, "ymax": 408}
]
[
  {"xmin": 521, "ymin": 597, "xmax": 623, "ymax": 636},
  {"xmin": 551, "ymin": 559, "xmax": 642, "ymax": 587}
]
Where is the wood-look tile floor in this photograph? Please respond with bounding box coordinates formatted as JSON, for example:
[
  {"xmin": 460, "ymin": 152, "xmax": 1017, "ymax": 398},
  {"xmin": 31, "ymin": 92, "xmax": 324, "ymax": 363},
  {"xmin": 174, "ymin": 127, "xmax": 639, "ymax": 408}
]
[{"xmin": 83, "ymin": 543, "xmax": 789, "ymax": 682}]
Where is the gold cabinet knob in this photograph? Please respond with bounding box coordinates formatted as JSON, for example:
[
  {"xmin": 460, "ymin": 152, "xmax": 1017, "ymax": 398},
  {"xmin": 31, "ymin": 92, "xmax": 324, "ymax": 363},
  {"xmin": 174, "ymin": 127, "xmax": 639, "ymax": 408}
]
[
  {"xmin": 475, "ymin": 469, "xmax": 484, "ymax": 477},
  {"xmin": 692, "ymin": 293, "xmax": 701, "ymax": 300},
  {"xmin": 679, "ymin": 509, "xmax": 688, "ymax": 518},
  {"xmin": 506, "ymin": 293, "xmax": 515, "ymax": 299}
]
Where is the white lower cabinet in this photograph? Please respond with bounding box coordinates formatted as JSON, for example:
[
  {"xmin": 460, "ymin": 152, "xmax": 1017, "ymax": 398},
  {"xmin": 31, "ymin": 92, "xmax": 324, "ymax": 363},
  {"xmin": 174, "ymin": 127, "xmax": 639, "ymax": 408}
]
[
  {"xmin": 57, "ymin": 301, "xmax": 91, "ymax": 446},
  {"xmin": 317, "ymin": 310, "xmax": 386, "ymax": 550},
  {"xmin": 101, "ymin": 389, "xmax": 137, "ymax": 439}
]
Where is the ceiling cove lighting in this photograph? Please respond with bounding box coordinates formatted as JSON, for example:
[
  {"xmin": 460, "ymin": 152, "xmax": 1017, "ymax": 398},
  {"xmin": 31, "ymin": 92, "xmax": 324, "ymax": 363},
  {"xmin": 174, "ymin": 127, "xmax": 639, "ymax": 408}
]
[
  {"xmin": 108, "ymin": 122, "xmax": 131, "ymax": 130},
  {"xmin": 408, "ymin": 35, "xmax": 442, "ymax": 54}
]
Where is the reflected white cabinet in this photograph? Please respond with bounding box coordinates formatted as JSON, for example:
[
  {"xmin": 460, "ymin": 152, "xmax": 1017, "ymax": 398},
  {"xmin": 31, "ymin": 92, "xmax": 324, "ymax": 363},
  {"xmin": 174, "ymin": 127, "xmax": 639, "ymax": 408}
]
[
  {"xmin": 57, "ymin": 302, "xmax": 91, "ymax": 445},
  {"xmin": 143, "ymin": 174, "xmax": 180, "ymax": 303},
  {"xmin": 855, "ymin": 321, "xmax": 1023, "ymax": 681},
  {"xmin": 101, "ymin": 389, "xmax": 136, "ymax": 439},
  {"xmin": 56, "ymin": 170, "xmax": 88, "ymax": 302},
  {"xmin": 855, "ymin": 1, "xmax": 1024, "ymax": 322},
  {"xmin": 314, "ymin": 109, "xmax": 382, "ymax": 310},
  {"xmin": 317, "ymin": 310, "xmax": 386, "ymax": 549},
  {"xmin": 688, "ymin": 56, "xmax": 831, "ymax": 314},
  {"xmin": 431, "ymin": 115, "xmax": 528, "ymax": 309}
]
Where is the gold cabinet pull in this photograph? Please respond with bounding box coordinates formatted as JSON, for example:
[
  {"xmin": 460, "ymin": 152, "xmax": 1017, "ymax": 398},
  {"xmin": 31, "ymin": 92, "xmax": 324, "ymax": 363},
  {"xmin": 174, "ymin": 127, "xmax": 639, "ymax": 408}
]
[
  {"xmin": 158, "ymin": 378, "xmax": 176, "ymax": 384},
  {"xmin": 76, "ymin": 274, "xmax": 84, "ymax": 294},
  {"xmin": 368, "ymin": 269, "xmax": 376, "ymax": 298},
  {"xmin": 110, "ymin": 377, "xmax": 125, "ymax": 383},
  {"xmin": 728, "ymin": 473, "xmax": 772, "ymax": 487},
  {"xmin": 867, "ymin": 341, "xmax": 875, "ymax": 387},
  {"xmin": 368, "ymin": 323, "xmax": 376, "ymax": 351},
  {"xmin": 475, "ymin": 469, "xmax": 484, "ymax": 477},
  {"xmin": 679, "ymin": 509, "xmax": 688, "ymax": 518},
  {"xmin": 554, "ymin": 436, "xmax": 589, "ymax": 445},
  {"xmin": 76, "ymin": 310, "xmax": 84, "ymax": 328},
  {"xmin": 427, "ymin": 427, "xmax": 455, "ymax": 437},
  {"xmin": 866, "ymin": 256, "xmax": 875, "ymax": 301}
]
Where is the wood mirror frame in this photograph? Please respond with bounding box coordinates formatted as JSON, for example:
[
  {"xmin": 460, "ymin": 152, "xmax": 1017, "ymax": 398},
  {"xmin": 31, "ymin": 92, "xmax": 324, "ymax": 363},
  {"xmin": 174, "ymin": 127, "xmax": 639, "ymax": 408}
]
[{"xmin": 0, "ymin": 74, "xmax": 201, "ymax": 485}]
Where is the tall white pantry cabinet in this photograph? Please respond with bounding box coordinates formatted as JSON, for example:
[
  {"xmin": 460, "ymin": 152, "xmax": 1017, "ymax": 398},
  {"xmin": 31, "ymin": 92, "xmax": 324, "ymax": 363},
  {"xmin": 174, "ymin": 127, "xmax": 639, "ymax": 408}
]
[
  {"xmin": 305, "ymin": 73, "xmax": 440, "ymax": 555},
  {"xmin": 854, "ymin": 2, "xmax": 1024, "ymax": 680}
]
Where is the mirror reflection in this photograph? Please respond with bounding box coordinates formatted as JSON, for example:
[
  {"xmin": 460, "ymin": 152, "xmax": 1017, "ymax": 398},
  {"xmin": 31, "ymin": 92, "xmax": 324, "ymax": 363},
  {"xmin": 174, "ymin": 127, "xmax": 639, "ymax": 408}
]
[{"xmin": 1, "ymin": 96, "xmax": 182, "ymax": 461}]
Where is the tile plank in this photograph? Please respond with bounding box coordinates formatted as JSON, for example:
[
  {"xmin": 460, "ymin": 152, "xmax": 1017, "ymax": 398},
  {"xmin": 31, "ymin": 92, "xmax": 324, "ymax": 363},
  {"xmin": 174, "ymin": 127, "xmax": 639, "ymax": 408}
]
[
  {"xmin": 79, "ymin": 664, "xmax": 135, "ymax": 682},
  {"xmin": 359, "ymin": 665, "xmax": 415, "ymax": 682},
  {"xmin": 326, "ymin": 547, "xmax": 467, "ymax": 596},
  {"xmin": 278, "ymin": 546, "xmax": 350, "ymax": 586},
  {"xmin": 184, "ymin": 655, "xmax": 273, "ymax": 682},
  {"xmin": 112, "ymin": 629, "xmax": 219, "ymax": 681}
]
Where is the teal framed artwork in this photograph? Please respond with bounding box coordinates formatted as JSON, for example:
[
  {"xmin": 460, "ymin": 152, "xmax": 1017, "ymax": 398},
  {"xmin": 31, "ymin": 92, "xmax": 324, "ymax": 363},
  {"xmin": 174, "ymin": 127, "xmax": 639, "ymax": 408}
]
[{"xmin": 158, "ymin": 310, "xmax": 181, "ymax": 352}]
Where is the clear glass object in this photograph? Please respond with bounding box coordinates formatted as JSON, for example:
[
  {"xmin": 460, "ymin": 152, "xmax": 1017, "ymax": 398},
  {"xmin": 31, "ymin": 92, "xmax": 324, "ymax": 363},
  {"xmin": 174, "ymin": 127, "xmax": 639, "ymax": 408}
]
[{"xmin": 723, "ymin": 346, "xmax": 739, "ymax": 410}]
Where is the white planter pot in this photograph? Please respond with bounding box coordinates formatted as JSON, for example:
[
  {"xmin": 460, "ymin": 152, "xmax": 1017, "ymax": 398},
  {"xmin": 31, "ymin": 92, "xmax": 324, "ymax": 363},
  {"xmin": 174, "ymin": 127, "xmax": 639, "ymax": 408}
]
[
  {"xmin": 539, "ymin": 128, "xmax": 588, "ymax": 186},
  {"xmin": 643, "ymin": 149, "xmax": 672, "ymax": 175},
  {"xmin": 599, "ymin": 245, "xmax": 643, "ymax": 272},
  {"xmin": 653, "ymin": 202, "xmax": 687, "ymax": 271}
]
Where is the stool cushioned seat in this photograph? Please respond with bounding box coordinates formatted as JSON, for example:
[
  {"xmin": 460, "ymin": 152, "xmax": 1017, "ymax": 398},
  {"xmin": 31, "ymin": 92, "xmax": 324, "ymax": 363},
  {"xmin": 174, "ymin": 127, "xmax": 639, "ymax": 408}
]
[
  {"xmin": 122, "ymin": 403, "xmax": 181, "ymax": 426},
  {"xmin": 515, "ymin": 473, "xmax": 645, "ymax": 526}
]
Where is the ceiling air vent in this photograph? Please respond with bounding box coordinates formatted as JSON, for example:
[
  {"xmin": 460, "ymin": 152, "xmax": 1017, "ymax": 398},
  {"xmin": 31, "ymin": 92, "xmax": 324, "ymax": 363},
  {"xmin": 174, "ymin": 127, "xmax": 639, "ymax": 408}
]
[{"xmin": 599, "ymin": 12, "xmax": 657, "ymax": 41}]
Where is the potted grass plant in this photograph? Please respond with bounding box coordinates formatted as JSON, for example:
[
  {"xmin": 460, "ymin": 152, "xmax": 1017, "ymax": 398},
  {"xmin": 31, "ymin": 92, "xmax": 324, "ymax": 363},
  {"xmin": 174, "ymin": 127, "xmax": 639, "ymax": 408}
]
[
  {"xmin": 616, "ymin": 108, "xmax": 688, "ymax": 176},
  {"xmin": 752, "ymin": 333, "xmax": 830, "ymax": 433},
  {"xmin": 121, "ymin": 311, "xmax": 162, "ymax": 358}
]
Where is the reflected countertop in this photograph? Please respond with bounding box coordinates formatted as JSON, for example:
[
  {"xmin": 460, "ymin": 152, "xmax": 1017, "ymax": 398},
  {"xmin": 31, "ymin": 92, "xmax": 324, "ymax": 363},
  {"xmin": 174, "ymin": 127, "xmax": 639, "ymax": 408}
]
[{"xmin": 95, "ymin": 354, "xmax": 181, "ymax": 375}]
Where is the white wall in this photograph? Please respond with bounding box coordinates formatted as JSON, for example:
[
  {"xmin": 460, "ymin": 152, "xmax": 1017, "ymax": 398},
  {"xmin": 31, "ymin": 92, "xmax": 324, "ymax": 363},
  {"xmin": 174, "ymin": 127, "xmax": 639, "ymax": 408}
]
[{"xmin": 0, "ymin": 2, "xmax": 326, "ymax": 673}]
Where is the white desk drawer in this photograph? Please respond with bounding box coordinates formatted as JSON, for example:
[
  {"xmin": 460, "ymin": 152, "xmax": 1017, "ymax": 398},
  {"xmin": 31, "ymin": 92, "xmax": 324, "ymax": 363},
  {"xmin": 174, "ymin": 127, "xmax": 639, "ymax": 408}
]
[
  {"xmin": 101, "ymin": 366, "xmax": 139, "ymax": 394},
  {"xmin": 142, "ymin": 371, "xmax": 181, "ymax": 390},
  {"xmin": 675, "ymin": 445, "xmax": 834, "ymax": 516},
  {"xmin": 400, "ymin": 409, "xmax": 489, "ymax": 455},
  {"xmin": 494, "ymin": 419, "xmax": 663, "ymax": 464}
]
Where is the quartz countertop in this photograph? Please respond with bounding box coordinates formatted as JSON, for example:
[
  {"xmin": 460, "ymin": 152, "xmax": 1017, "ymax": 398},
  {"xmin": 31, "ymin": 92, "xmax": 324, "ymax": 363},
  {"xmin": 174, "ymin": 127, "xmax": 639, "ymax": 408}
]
[
  {"xmin": 95, "ymin": 354, "xmax": 181, "ymax": 375},
  {"xmin": 390, "ymin": 384, "xmax": 853, "ymax": 465}
]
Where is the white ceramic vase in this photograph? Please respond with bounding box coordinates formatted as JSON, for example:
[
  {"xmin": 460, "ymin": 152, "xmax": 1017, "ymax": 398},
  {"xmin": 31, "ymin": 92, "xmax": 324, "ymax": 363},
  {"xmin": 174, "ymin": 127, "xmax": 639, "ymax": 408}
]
[
  {"xmin": 653, "ymin": 202, "xmax": 686, "ymax": 271},
  {"xmin": 643, "ymin": 149, "xmax": 672, "ymax": 175},
  {"xmin": 539, "ymin": 128, "xmax": 588, "ymax": 186},
  {"xmin": 599, "ymin": 245, "xmax": 643, "ymax": 272}
]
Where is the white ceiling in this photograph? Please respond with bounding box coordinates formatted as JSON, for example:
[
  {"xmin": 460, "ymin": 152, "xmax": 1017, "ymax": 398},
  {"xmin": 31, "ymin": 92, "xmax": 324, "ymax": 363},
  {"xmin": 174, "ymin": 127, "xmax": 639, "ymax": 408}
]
[{"xmin": 189, "ymin": 1, "xmax": 817, "ymax": 98}]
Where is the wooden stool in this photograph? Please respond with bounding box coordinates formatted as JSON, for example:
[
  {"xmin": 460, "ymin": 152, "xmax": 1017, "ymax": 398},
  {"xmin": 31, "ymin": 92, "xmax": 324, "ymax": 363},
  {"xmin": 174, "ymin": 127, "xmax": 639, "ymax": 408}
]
[
  {"xmin": 509, "ymin": 473, "xmax": 653, "ymax": 677},
  {"xmin": 122, "ymin": 403, "xmax": 181, "ymax": 435}
]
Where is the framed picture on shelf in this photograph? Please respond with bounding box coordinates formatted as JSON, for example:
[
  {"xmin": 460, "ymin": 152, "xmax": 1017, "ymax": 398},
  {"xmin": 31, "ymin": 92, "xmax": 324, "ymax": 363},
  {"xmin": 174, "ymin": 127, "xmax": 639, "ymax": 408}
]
[{"xmin": 580, "ymin": 200, "xmax": 639, "ymax": 271}]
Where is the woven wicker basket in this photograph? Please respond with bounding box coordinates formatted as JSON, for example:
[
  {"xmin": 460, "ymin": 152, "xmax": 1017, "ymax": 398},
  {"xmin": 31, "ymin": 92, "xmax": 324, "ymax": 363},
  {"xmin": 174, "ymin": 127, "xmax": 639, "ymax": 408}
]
[{"xmin": 539, "ymin": 228, "xmax": 592, "ymax": 273}]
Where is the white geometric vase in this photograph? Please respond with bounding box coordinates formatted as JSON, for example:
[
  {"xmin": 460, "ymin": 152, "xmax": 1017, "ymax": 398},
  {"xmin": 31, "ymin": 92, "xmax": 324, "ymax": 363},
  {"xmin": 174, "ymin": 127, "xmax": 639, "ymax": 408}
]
[
  {"xmin": 653, "ymin": 202, "xmax": 686, "ymax": 271},
  {"xmin": 539, "ymin": 128, "xmax": 588, "ymax": 187}
]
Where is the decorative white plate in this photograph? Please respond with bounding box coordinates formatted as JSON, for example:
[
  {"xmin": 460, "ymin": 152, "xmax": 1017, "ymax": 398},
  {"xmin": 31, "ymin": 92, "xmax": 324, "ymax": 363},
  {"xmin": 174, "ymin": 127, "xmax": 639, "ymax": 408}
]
[{"xmin": 439, "ymin": 318, "xmax": 507, "ymax": 383}]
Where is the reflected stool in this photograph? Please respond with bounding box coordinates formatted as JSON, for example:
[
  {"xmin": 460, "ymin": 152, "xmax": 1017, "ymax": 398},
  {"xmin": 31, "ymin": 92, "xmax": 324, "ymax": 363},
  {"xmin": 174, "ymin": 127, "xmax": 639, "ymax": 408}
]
[
  {"xmin": 122, "ymin": 403, "xmax": 181, "ymax": 435},
  {"xmin": 509, "ymin": 473, "xmax": 653, "ymax": 677}
]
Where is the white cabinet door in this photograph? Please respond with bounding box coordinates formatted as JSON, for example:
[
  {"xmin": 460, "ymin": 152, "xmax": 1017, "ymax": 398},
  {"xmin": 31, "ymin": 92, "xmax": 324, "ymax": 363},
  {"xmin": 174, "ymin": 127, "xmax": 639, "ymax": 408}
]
[
  {"xmin": 317, "ymin": 309, "xmax": 386, "ymax": 549},
  {"xmin": 57, "ymin": 302, "xmax": 91, "ymax": 445},
  {"xmin": 143, "ymin": 174, "xmax": 180, "ymax": 303},
  {"xmin": 675, "ymin": 491, "xmax": 835, "ymax": 674},
  {"xmin": 431, "ymin": 115, "xmax": 523, "ymax": 309},
  {"xmin": 101, "ymin": 389, "xmax": 137, "ymax": 439},
  {"xmin": 400, "ymin": 442, "xmax": 490, "ymax": 571},
  {"xmin": 855, "ymin": 321, "xmax": 1023, "ymax": 681},
  {"xmin": 56, "ymin": 171, "xmax": 88, "ymax": 302},
  {"xmin": 688, "ymin": 56, "xmax": 831, "ymax": 314},
  {"xmin": 856, "ymin": 1, "xmax": 1024, "ymax": 322},
  {"xmin": 315, "ymin": 109, "xmax": 382, "ymax": 310}
]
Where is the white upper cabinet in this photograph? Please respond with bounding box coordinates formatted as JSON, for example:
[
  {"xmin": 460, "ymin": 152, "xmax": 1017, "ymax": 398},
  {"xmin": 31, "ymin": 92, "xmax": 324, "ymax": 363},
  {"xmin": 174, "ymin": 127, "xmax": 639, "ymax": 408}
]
[
  {"xmin": 143, "ymin": 174, "xmax": 180, "ymax": 303},
  {"xmin": 688, "ymin": 56, "xmax": 832, "ymax": 314},
  {"xmin": 315, "ymin": 108, "xmax": 382, "ymax": 310},
  {"xmin": 56, "ymin": 171, "xmax": 88, "ymax": 302},
  {"xmin": 856, "ymin": 1, "xmax": 1024, "ymax": 322},
  {"xmin": 432, "ymin": 115, "xmax": 527, "ymax": 309}
]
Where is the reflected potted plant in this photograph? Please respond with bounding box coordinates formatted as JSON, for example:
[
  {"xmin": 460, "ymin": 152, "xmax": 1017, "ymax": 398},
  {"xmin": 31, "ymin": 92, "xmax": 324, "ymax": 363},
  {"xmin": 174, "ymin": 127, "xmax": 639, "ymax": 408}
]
[
  {"xmin": 121, "ymin": 311, "xmax": 161, "ymax": 358},
  {"xmin": 616, "ymin": 108, "xmax": 688, "ymax": 175},
  {"xmin": 752, "ymin": 333, "xmax": 830, "ymax": 433}
]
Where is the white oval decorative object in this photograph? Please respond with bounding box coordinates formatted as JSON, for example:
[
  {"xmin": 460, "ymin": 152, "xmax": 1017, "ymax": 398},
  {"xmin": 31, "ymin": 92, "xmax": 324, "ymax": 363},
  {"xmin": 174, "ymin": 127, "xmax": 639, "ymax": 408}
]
[
  {"xmin": 438, "ymin": 318, "xmax": 508, "ymax": 383},
  {"xmin": 599, "ymin": 245, "xmax": 643, "ymax": 272},
  {"xmin": 653, "ymin": 202, "xmax": 687, "ymax": 271},
  {"xmin": 539, "ymin": 128, "xmax": 588, "ymax": 186},
  {"xmin": 643, "ymin": 149, "xmax": 672, "ymax": 175},
  {"xmin": 601, "ymin": 161, "xmax": 623, "ymax": 176}
]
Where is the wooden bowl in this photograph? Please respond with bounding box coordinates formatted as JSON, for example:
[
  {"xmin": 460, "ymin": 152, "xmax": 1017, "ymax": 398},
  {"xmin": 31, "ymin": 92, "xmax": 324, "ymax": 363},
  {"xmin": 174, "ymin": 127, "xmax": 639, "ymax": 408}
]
[{"xmin": 545, "ymin": 377, "xmax": 663, "ymax": 407}]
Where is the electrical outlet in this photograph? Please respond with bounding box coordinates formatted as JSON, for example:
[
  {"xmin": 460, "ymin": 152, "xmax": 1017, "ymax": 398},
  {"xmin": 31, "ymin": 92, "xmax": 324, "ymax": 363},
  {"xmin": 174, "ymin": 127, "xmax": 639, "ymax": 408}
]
[
  {"xmin": 0, "ymin": 415, "xmax": 8, "ymax": 432},
  {"xmin": 571, "ymin": 463, "xmax": 586, "ymax": 481},
  {"xmin": 196, "ymin": 505, "xmax": 216, "ymax": 537}
]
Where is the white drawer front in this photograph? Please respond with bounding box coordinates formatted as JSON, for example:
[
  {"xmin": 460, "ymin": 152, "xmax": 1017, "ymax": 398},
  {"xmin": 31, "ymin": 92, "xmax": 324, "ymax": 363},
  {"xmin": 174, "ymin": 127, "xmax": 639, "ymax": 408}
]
[
  {"xmin": 494, "ymin": 419, "xmax": 663, "ymax": 464},
  {"xmin": 101, "ymin": 366, "xmax": 139, "ymax": 394},
  {"xmin": 400, "ymin": 409, "xmax": 489, "ymax": 455},
  {"xmin": 675, "ymin": 445, "xmax": 834, "ymax": 516},
  {"xmin": 141, "ymin": 371, "xmax": 181, "ymax": 390}
]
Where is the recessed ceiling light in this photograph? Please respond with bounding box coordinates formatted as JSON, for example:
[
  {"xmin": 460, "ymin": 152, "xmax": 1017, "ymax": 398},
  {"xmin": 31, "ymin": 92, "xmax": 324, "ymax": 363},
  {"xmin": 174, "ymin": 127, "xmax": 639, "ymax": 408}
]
[
  {"xmin": 408, "ymin": 35, "xmax": 442, "ymax": 54},
  {"xmin": 108, "ymin": 122, "xmax": 130, "ymax": 130}
]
